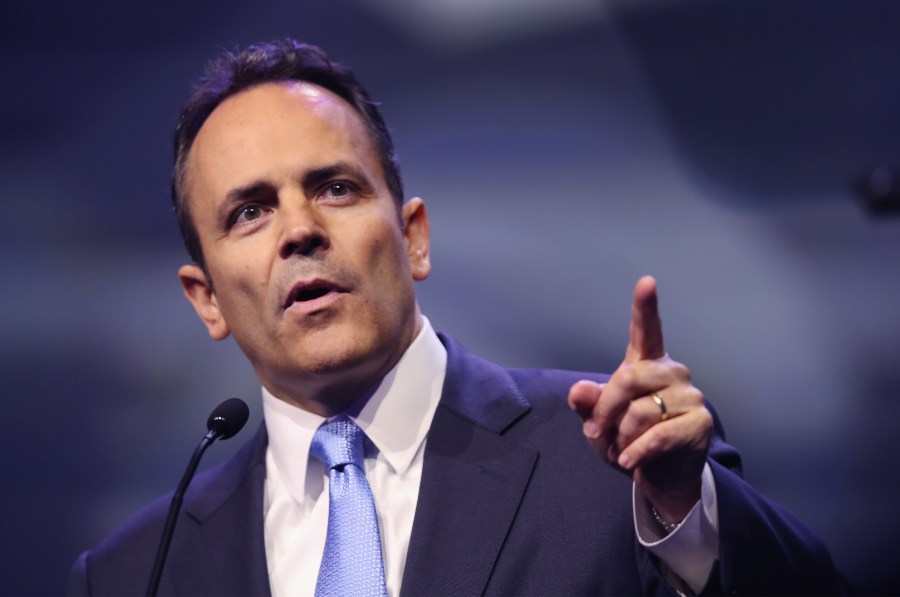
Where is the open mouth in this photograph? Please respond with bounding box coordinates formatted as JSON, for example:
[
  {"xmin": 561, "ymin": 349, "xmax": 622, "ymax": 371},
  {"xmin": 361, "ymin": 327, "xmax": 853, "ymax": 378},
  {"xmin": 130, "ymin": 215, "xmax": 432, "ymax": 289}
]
[
  {"xmin": 285, "ymin": 280, "xmax": 343, "ymax": 308},
  {"xmin": 294, "ymin": 287, "xmax": 331, "ymax": 302}
]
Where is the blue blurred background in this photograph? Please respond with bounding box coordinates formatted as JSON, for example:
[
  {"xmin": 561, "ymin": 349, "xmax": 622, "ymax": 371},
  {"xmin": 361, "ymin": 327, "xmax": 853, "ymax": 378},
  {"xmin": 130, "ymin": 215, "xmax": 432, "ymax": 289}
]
[{"xmin": 3, "ymin": 0, "xmax": 899, "ymax": 593}]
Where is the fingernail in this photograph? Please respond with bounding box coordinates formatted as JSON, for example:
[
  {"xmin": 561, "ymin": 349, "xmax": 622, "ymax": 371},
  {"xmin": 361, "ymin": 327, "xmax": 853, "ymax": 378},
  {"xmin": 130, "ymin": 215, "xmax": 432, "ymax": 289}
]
[
  {"xmin": 606, "ymin": 445, "xmax": 618, "ymax": 463},
  {"xmin": 583, "ymin": 420, "xmax": 600, "ymax": 438},
  {"xmin": 618, "ymin": 453, "xmax": 631, "ymax": 469}
]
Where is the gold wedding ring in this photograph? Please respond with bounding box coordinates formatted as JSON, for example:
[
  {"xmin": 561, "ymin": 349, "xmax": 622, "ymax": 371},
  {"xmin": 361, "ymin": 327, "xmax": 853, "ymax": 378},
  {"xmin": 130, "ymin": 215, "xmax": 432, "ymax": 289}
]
[{"xmin": 652, "ymin": 393, "xmax": 669, "ymax": 422}]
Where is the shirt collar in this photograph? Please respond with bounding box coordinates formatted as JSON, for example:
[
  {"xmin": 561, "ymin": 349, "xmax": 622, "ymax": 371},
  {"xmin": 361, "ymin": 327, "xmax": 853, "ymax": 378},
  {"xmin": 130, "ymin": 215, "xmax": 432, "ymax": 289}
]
[{"xmin": 262, "ymin": 316, "xmax": 447, "ymax": 505}]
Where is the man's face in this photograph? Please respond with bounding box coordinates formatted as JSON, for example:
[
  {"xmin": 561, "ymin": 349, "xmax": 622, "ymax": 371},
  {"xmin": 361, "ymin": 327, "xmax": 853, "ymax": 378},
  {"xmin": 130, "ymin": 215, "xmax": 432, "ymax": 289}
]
[{"xmin": 178, "ymin": 82, "xmax": 431, "ymax": 413}]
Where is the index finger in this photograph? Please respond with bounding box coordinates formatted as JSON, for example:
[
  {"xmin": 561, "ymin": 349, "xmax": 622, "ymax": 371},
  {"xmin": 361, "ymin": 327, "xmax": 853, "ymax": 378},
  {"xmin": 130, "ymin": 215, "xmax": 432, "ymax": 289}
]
[{"xmin": 626, "ymin": 275, "xmax": 666, "ymax": 363}]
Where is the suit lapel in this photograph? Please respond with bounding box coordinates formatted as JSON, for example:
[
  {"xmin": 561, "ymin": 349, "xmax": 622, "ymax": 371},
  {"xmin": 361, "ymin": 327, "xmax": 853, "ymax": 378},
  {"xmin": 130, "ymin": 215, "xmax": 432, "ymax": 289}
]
[
  {"xmin": 402, "ymin": 335, "xmax": 537, "ymax": 596},
  {"xmin": 154, "ymin": 334, "xmax": 536, "ymax": 596},
  {"xmin": 169, "ymin": 424, "xmax": 272, "ymax": 596}
]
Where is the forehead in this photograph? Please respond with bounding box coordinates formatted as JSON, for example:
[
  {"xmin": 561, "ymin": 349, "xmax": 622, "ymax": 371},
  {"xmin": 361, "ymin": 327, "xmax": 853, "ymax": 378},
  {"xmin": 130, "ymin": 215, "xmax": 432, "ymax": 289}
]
[{"xmin": 185, "ymin": 81, "xmax": 379, "ymax": 204}]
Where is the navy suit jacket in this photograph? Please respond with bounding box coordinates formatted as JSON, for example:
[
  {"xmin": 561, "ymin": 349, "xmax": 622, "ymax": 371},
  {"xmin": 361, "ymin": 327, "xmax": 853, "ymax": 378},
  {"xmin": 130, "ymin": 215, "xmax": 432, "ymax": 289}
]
[{"xmin": 69, "ymin": 334, "xmax": 844, "ymax": 595}]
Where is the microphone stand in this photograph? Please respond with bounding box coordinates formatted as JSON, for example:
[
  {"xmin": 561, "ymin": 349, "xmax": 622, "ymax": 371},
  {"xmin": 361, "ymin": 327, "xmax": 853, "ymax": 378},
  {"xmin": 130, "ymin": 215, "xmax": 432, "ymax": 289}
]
[
  {"xmin": 146, "ymin": 428, "xmax": 222, "ymax": 597},
  {"xmin": 145, "ymin": 397, "xmax": 248, "ymax": 596}
]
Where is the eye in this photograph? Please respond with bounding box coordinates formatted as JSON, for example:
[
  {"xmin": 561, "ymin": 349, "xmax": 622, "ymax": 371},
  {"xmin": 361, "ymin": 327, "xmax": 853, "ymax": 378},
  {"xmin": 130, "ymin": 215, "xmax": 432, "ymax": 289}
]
[
  {"xmin": 319, "ymin": 181, "xmax": 359, "ymax": 204},
  {"xmin": 229, "ymin": 203, "xmax": 270, "ymax": 228}
]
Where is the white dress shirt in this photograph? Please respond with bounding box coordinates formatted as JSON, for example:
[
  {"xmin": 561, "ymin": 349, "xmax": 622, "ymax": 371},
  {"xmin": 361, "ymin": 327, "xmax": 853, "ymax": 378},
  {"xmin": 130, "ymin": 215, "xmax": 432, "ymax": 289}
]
[
  {"xmin": 263, "ymin": 318, "xmax": 446, "ymax": 597},
  {"xmin": 634, "ymin": 464, "xmax": 720, "ymax": 594},
  {"xmin": 261, "ymin": 317, "xmax": 718, "ymax": 596}
]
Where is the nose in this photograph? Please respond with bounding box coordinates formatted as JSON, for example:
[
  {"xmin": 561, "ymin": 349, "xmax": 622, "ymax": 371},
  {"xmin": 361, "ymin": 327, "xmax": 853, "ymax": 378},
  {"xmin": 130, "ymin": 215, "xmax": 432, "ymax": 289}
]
[{"xmin": 278, "ymin": 201, "xmax": 330, "ymax": 259}]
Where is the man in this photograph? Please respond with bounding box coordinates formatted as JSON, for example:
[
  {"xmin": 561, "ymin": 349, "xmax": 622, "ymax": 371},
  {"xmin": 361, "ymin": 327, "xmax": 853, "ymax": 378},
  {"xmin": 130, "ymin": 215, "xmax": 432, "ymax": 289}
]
[{"xmin": 69, "ymin": 39, "xmax": 844, "ymax": 595}]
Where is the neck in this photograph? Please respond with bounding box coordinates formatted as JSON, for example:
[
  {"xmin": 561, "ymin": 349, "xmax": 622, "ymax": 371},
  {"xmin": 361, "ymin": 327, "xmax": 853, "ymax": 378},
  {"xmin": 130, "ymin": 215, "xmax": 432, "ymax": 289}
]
[{"xmin": 273, "ymin": 374, "xmax": 380, "ymax": 417}]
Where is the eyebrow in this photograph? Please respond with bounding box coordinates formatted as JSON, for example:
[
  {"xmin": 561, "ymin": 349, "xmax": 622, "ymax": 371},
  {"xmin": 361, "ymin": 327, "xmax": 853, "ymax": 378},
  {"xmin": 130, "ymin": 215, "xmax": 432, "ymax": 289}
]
[
  {"xmin": 300, "ymin": 161, "xmax": 373, "ymax": 195},
  {"xmin": 217, "ymin": 161, "xmax": 375, "ymax": 229},
  {"xmin": 223, "ymin": 180, "xmax": 272, "ymax": 205}
]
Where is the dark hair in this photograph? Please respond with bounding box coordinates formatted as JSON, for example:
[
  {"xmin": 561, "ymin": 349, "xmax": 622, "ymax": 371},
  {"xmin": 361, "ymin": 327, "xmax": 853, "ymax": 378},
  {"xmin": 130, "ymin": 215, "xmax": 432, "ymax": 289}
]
[{"xmin": 172, "ymin": 39, "xmax": 404, "ymax": 269}]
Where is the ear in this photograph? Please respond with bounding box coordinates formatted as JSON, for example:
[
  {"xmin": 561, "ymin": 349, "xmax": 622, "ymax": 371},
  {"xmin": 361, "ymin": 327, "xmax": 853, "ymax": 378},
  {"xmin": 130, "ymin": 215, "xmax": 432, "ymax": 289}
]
[
  {"xmin": 178, "ymin": 264, "xmax": 231, "ymax": 340},
  {"xmin": 402, "ymin": 197, "xmax": 431, "ymax": 281}
]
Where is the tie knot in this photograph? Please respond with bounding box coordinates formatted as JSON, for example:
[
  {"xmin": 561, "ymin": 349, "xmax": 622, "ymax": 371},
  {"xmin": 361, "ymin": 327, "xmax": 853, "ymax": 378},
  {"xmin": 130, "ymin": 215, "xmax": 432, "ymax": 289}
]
[{"xmin": 311, "ymin": 416, "xmax": 365, "ymax": 470}]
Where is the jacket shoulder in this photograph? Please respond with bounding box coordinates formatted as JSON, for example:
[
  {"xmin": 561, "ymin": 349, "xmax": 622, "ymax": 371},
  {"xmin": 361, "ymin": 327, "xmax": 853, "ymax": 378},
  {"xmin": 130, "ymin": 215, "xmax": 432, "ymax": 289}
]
[{"xmin": 68, "ymin": 425, "xmax": 268, "ymax": 596}]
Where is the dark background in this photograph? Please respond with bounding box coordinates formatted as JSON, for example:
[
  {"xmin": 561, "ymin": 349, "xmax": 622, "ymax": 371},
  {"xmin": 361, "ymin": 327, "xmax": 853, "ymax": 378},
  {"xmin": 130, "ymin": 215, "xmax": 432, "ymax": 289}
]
[{"xmin": 3, "ymin": 1, "xmax": 899, "ymax": 594}]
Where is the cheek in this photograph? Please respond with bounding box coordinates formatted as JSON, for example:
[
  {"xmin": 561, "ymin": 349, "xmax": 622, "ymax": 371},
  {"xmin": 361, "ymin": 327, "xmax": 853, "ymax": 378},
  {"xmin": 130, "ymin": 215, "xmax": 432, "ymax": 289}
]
[
  {"xmin": 378, "ymin": 236, "xmax": 412, "ymax": 282},
  {"xmin": 206, "ymin": 251, "xmax": 270, "ymax": 312},
  {"xmin": 358, "ymin": 218, "xmax": 408, "ymax": 272},
  {"xmin": 359, "ymin": 229, "xmax": 414, "ymax": 302}
]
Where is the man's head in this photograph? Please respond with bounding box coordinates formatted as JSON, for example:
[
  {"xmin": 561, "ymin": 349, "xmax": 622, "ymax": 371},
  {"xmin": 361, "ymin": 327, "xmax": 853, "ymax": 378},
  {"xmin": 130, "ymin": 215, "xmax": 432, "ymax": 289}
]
[
  {"xmin": 174, "ymin": 41, "xmax": 431, "ymax": 414},
  {"xmin": 173, "ymin": 39, "xmax": 404, "ymax": 271}
]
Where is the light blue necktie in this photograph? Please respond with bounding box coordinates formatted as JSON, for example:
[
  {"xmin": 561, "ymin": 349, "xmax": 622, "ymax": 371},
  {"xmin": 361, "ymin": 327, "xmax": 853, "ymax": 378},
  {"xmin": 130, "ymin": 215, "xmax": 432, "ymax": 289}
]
[{"xmin": 311, "ymin": 416, "xmax": 388, "ymax": 597}]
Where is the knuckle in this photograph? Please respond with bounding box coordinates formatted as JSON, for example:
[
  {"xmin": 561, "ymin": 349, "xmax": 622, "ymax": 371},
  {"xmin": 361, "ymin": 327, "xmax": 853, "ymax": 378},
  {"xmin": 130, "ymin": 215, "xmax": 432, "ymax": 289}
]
[
  {"xmin": 642, "ymin": 426, "xmax": 665, "ymax": 454},
  {"xmin": 616, "ymin": 366, "xmax": 638, "ymax": 393},
  {"xmin": 685, "ymin": 386, "xmax": 704, "ymax": 407},
  {"xmin": 593, "ymin": 402, "xmax": 612, "ymax": 422},
  {"xmin": 662, "ymin": 358, "xmax": 689, "ymax": 380},
  {"xmin": 616, "ymin": 418, "xmax": 640, "ymax": 450},
  {"xmin": 673, "ymin": 361, "xmax": 692, "ymax": 383},
  {"xmin": 634, "ymin": 403, "xmax": 657, "ymax": 428},
  {"xmin": 616, "ymin": 430, "xmax": 634, "ymax": 453}
]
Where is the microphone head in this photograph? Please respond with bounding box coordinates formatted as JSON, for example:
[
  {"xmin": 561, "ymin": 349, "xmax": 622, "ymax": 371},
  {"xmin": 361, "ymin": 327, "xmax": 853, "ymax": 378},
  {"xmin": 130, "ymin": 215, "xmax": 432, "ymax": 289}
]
[{"xmin": 207, "ymin": 398, "xmax": 250, "ymax": 440}]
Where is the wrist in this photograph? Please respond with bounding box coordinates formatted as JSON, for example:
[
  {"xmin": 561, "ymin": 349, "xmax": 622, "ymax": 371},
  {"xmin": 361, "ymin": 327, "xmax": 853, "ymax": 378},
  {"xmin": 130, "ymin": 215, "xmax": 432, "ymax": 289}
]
[
  {"xmin": 649, "ymin": 502, "xmax": 682, "ymax": 535},
  {"xmin": 644, "ymin": 483, "xmax": 700, "ymax": 528}
]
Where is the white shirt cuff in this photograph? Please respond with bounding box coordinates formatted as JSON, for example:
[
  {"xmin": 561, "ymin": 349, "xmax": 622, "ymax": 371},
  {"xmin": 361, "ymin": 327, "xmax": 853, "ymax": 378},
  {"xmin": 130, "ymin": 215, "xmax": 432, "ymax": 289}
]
[{"xmin": 633, "ymin": 462, "xmax": 719, "ymax": 594}]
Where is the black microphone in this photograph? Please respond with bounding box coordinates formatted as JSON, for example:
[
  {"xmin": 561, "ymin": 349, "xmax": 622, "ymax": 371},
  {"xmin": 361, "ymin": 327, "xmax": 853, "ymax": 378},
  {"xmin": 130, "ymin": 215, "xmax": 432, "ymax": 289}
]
[
  {"xmin": 206, "ymin": 397, "xmax": 250, "ymax": 440},
  {"xmin": 146, "ymin": 398, "xmax": 250, "ymax": 597}
]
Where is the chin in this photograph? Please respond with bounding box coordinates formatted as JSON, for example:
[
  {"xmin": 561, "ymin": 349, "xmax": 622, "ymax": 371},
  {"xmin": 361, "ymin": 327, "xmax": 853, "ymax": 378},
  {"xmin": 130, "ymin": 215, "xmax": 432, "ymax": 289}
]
[{"xmin": 295, "ymin": 331, "xmax": 391, "ymax": 377}]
